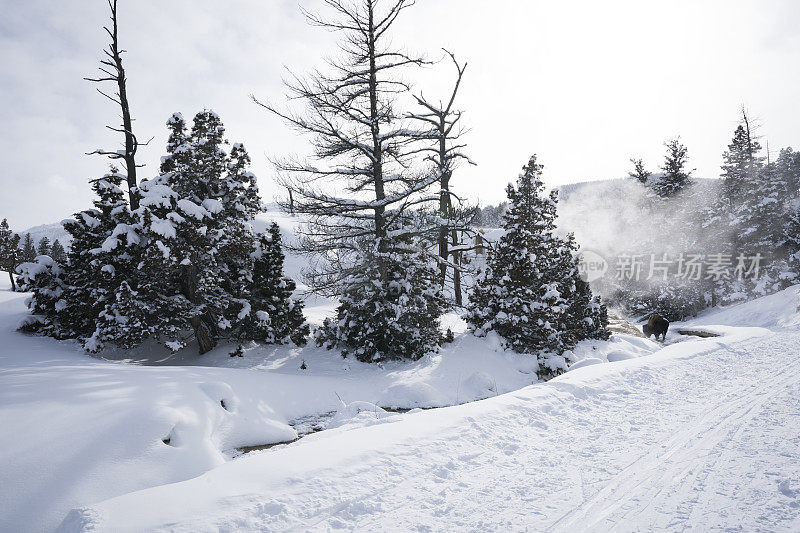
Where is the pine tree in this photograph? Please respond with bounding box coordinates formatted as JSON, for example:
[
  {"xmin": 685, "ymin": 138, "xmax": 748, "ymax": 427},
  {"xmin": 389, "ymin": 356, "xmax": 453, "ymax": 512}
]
[
  {"xmin": 16, "ymin": 255, "xmax": 67, "ymax": 335},
  {"xmin": 37, "ymin": 237, "xmax": 51, "ymax": 257},
  {"xmin": 653, "ymin": 138, "xmax": 693, "ymax": 198},
  {"xmin": 21, "ymin": 234, "xmax": 36, "ymax": 262},
  {"xmin": 50, "ymin": 240, "xmax": 67, "ymax": 263},
  {"xmin": 779, "ymin": 148, "xmax": 800, "ymax": 274},
  {"xmin": 776, "ymin": 147, "xmax": 800, "ymax": 196},
  {"xmin": 57, "ymin": 168, "xmax": 136, "ymax": 344},
  {"xmin": 129, "ymin": 111, "xmax": 300, "ymax": 354},
  {"xmin": 558, "ymin": 234, "xmax": 611, "ymax": 345},
  {"xmin": 628, "ymin": 158, "xmax": 651, "ymax": 184},
  {"xmin": 720, "ymin": 124, "xmax": 763, "ymax": 207},
  {"xmin": 743, "ymin": 155, "xmax": 796, "ymax": 296},
  {"xmin": 465, "ymin": 156, "xmax": 609, "ymax": 379},
  {"xmin": 133, "ymin": 111, "xmax": 231, "ymax": 353},
  {"xmin": 316, "ymin": 242, "xmax": 446, "ymax": 362},
  {"xmin": 0, "ymin": 219, "xmax": 21, "ymax": 291},
  {"xmin": 240, "ymin": 223, "xmax": 309, "ymax": 345},
  {"xmin": 786, "ymin": 202, "xmax": 800, "ymax": 273},
  {"xmin": 81, "ymin": 170, "xmax": 139, "ymax": 350},
  {"xmin": 701, "ymin": 116, "xmax": 766, "ymax": 304},
  {"xmin": 714, "ymin": 111, "xmax": 795, "ymax": 299},
  {"xmin": 255, "ymin": 0, "xmax": 446, "ymax": 361}
]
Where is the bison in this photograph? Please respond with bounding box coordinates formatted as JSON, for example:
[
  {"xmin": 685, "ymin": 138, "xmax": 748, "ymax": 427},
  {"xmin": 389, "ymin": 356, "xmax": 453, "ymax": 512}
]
[{"xmin": 643, "ymin": 313, "xmax": 669, "ymax": 341}]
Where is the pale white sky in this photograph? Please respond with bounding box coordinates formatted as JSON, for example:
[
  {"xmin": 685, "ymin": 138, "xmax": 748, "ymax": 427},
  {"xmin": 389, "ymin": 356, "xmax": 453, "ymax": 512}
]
[{"xmin": 1, "ymin": 0, "xmax": 799, "ymax": 229}]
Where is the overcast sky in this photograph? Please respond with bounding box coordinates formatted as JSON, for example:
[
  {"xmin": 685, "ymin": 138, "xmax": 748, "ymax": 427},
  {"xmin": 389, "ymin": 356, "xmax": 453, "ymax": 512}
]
[{"xmin": 1, "ymin": 0, "xmax": 799, "ymax": 229}]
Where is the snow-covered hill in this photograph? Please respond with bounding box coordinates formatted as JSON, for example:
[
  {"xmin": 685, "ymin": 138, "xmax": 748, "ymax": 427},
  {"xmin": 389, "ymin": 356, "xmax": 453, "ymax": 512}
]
[{"xmin": 17, "ymin": 222, "xmax": 71, "ymax": 247}]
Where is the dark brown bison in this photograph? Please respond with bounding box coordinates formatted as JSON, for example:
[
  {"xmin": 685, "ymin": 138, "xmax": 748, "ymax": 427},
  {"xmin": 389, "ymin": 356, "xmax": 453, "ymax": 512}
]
[{"xmin": 643, "ymin": 313, "xmax": 669, "ymax": 341}]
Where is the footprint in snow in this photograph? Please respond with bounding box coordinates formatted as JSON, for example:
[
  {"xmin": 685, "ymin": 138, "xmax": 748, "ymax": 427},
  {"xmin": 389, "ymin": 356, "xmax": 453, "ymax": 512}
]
[{"xmin": 778, "ymin": 479, "xmax": 798, "ymax": 498}]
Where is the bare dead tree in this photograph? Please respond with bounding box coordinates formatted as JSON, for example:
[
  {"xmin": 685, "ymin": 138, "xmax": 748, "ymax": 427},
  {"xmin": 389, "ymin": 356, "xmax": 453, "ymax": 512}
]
[
  {"xmin": 252, "ymin": 0, "xmax": 437, "ymax": 295},
  {"xmin": 409, "ymin": 50, "xmax": 476, "ymax": 305},
  {"xmin": 85, "ymin": 0, "xmax": 147, "ymax": 210},
  {"xmin": 739, "ymin": 105, "xmax": 764, "ymax": 162}
]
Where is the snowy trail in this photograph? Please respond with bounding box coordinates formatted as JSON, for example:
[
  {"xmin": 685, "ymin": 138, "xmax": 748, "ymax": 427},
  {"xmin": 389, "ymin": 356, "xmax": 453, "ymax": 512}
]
[
  {"xmin": 552, "ymin": 333, "xmax": 800, "ymax": 531},
  {"xmin": 64, "ymin": 327, "xmax": 800, "ymax": 532}
]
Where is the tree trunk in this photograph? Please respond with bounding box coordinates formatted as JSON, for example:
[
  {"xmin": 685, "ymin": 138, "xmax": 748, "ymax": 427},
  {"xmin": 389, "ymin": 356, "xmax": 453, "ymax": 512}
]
[
  {"xmin": 451, "ymin": 228, "xmax": 462, "ymax": 306},
  {"xmin": 184, "ymin": 262, "xmax": 217, "ymax": 354},
  {"xmin": 111, "ymin": 1, "xmax": 139, "ymax": 210},
  {"xmin": 194, "ymin": 316, "xmax": 216, "ymax": 355},
  {"xmin": 438, "ymin": 195, "xmax": 449, "ymax": 284},
  {"xmin": 8, "ymin": 269, "xmax": 15, "ymax": 292},
  {"xmin": 367, "ymin": 2, "xmax": 387, "ymax": 273},
  {"xmin": 438, "ymin": 125, "xmax": 450, "ymax": 285}
]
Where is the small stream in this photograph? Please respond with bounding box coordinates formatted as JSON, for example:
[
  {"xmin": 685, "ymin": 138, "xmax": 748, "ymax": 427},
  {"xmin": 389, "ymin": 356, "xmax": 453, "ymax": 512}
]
[
  {"xmin": 234, "ymin": 407, "xmax": 433, "ymax": 456},
  {"xmin": 675, "ymin": 329, "xmax": 721, "ymax": 338},
  {"xmin": 234, "ymin": 328, "xmax": 721, "ymax": 457}
]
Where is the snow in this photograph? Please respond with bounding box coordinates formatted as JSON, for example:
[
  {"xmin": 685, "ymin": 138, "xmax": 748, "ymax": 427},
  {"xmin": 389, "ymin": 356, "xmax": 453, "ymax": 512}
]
[
  {"xmin": 177, "ymin": 198, "xmax": 209, "ymax": 220},
  {"xmin": 62, "ymin": 304, "xmax": 800, "ymax": 531},
  {"xmin": 201, "ymin": 198, "xmax": 223, "ymax": 214},
  {"xmin": 688, "ymin": 284, "xmax": 800, "ymax": 330},
  {"xmin": 0, "ymin": 264, "xmax": 651, "ymax": 532},
  {"xmin": 149, "ymin": 217, "xmax": 176, "ymax": 240},
  {"xmin": 2, "ymin": 214, "xmax": 800, "ymax": 532}
]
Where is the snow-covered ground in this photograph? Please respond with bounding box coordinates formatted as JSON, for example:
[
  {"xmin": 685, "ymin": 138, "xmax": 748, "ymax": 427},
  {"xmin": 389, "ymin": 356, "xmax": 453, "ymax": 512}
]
[
  {"xmin": 0, "ymin": 266, "xmax": 655, "ymax": 533},
  {"xmin": 59, "ymin": 287, "xmax": 800, "ymax": 532},
  {"xmin": 2, "ymin": 238, "xmax": 799, "ymax": 531}
]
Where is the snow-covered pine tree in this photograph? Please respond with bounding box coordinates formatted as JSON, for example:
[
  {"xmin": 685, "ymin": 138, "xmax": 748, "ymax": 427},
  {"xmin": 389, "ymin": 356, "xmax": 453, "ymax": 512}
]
[
  {"xmin": 777, "ymin": 147, "xmax": 800, "ymax": 197},
  {"xmin": 0, "ymin": 219, "xmax": 21, "ymax": 291},
  {"xmin": 316, "ymin": 240, "xmax": 446, "ymax": 362},
  {"xmin": 21, "ymin": 234, "xmax": 36, "ymax": 262},
  {"xmin": 465, "ymin": 156, "xmax": 609, "ymax": 379},
  {"xmin": 255, "ymin": 0, "xmax": 446, "ymax": 361},
  {"xmin": 50, "ymin": 240, "xmax": 67, "ymax": 263},
  {"xmin": 16, "ymin": 255, "xmax": 66, "ymax": 335},
  {"xmin": 720, "ymin": 123, "xmax": 764, "ymax": 208},
  {"xmin": 739, "ymin": 160, "xmax": 790, "ymax": 296},
  {"xmin": 779, "ymin": 148, "xmax": 800, "ymax": 273},
  {"xmin": 628, "ymin": 158, "xmax": 651, "ymax": 184},
  {"xmin": 132, "ymin": 111, "xmax": 231, "ymax": 353},
  {"xmin": 653, "ymin": 138, "xmax": 693, "ymax": 198},
  {"xmin": 701, "ymin": 118, "xmax": 765, "ymax": 304},
  {"xmin": 36, "ymin": 237, "xmax": 51, "ymax": 257},
  {"xmin": 79, "ymin": 169, "xmax": 139, "ymax": 351},
  {"xmin": 18, "ymin": 170, "xmax": 126, "ymax": 339},
  {"xmin": 557, "ymin": 233, "xmax": 611, "ymax": 346},
  {"xmin": 129, "ymin": 111, "xmax": 295, "ymax": 354},
  {"xmin": 240, "ymin": 223, "xmax": 309, "ymax": 345},
  {"xmin": 43, "ymin": 168, "xmax": 137, "ymax": 345},
  {"xmin": 214, "ymin": 141, "xmax": 263, "ymax": 333}
]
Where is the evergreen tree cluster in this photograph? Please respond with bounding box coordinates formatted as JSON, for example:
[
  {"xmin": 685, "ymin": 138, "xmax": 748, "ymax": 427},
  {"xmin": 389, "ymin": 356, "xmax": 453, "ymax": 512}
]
[
  {"xmin": 465, "ymin": 156, "xmax": 610, "ymax": 379},
  {"xmin": 609, "ymin": 114, "xmax": 800, "ymax": 320},
  {"xmin": 18, "ymin": 111, "xmax": 308, "ymax": 354},
  {"xmin": 472, "ymin": 202, "xmax": 509, "ymax": 227},
  {"xmin": 15, "ymin": 0, "xmax": 614, "ymax": 379}
]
